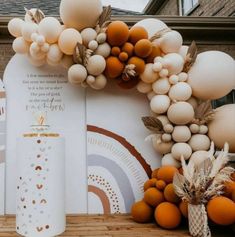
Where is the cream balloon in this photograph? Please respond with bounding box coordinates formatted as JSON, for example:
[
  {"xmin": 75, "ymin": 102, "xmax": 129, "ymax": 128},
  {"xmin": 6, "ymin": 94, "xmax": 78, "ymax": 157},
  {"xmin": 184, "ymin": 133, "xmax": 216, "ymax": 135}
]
[
  {"xmin": 133, "ymin": 18, "xmax": 167, "ymax": 39},
  {"xmin": 8, "ymin": 18, "xmax": 24, "ymax": 37},
  {"xmin": 47, "ymin": 44, "xmax": 63, "ymax": 62},
  {"xmin": 12, "ymin": 37, "xmax": 30, "ymax": 54},
  {"xmin": 96, "ymin": 33, "xmax": 107, "ymax": 44},
  {"xmin": 21, "ymin": 22, "xmax": 38, "ymax": 42},
  {"xmin": 90, "ymin": 74, "xmax": 107, "ymax": 90},
  {"xmin": 188, "ymin": 51, "xmax": 235, "ymax": 100},
  {"xmin": 187, "ymin": 97, "xmax": 198, "ymax": 110},
  {"xmin": 150, "ymin": 95, "xmax": 170, "ymax": 114},
  {"xmin": 167, "ymin": 102, "xmax": 194, "ymax": 125},
  {"xmin": 81, "ymin": 28, "xmax": 97, "ymax": 47},
  {"xmin": 140, "ymin": 63, "xmax": 159, "ymax": 83},
  {"xmin": 68, "ymin": 64, "xmax": 87, "ymax": 84},
  {"xmin": 152, "ymin": 78, "xmax": 170, "ymax": 94},
  {"xmin": 38, "ymin": 17, "xmax": 62, "ymax": 44},
  {"xmin": 208, "ymin": 104, "xmax": 235, "ymax": 152},
  {"xmin": 58, "ymin": 28, "xmax": 83, "ymax": 55},
  {"xmin": 162, "ymin": 153, "xmax": 181, "ymax": 168},
  {"xmin": 163, "ymin": 53, "xmax": 184, "ymax": 75},
  {"xmin": 137, "ymin": 81, "xmax": 152, "ymax": 94},
  {"xmin": 189, "ymin": 151, "xmax": 210, "ymax": 167},
  {"xmin": 172, "ymin": 126, "xmax": 191, "ymax": 143},
  {"xmin": 86, "ymin": 55, "xmax": 106, "ymax": 76},
  {"xmin": 157, "ymin": 31, "xmax": 183, "ymax": 54},
  {"xmin": 152, "ymin": 135, "xmax": 174, "ymax": 155},
  {"xmin": 171, "ymin": 143, "xmax": 192, "ymax": 161},
  {"xmin": 60, "ymin": 0, "xmax": 103, "ymax": 31},
  {"xmin": 95, "ymin": 43, "xmax": 111, "ymax": 58},
  {"xmin": 189, "ymin": 134, "xmax": 211, "ymax": 152},
  {"xmin": 169, "ymin": 82, "xmax": 192, "ymax": 101}
]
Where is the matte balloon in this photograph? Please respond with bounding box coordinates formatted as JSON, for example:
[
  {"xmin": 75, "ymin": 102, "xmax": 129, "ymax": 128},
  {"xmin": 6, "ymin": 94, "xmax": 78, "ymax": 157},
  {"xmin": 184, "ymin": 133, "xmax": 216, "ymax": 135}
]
[
  {"xmin": 47, "ymin": 44, "xmax": 63, "ymax": 62},
  {"xmin": 163, "ymin": 53, "xmax": 184, "ymax": 75},
  {"xmin": 86, "ymin": 55, "xmax": 106, "ymax": 76},
  {"xmin": 60, "ymin": 0, "xmax": 103, "ymax": 31},
  {"xmin": 8, "ymin": 18, "xmax": 24, "ymax": 37},
  {"xmin": 133, "ymin": 18, "xmax": 167, "ymax": 39},
  {"xmin": 188, "ymin": 51, "xmax": 235, "ymax": 100},
  {"xmin": 81, "ymin": 28, "xmax": 97, "ymax": 47},
  {"xmin": 12, "ymin": 37, "xmax": 30, "ymax": 54},
  {"xmin": 90, "ymin": 74, "xmax": 107, "ymax": 90},
  {"xmin": 95, "ymin": 43, "xmax": 111, "ymax": 58},
  {"xmin": 21, "ymin": 22, "xmax": 38, "ymax": 42},
  {"xmin": 208, "ymin": 104, "xmax": 235, "ymax": 152},
  {"xmin": 68, "ymin": 64, "xmax": 87, "ymax": 84},
  {"xmin": 38, "ymin": 17, "xmax": 62, "ymax": 44},
  {"xmin": 58, "ymin": 28, "xmax": 83, "ymax": 55}
]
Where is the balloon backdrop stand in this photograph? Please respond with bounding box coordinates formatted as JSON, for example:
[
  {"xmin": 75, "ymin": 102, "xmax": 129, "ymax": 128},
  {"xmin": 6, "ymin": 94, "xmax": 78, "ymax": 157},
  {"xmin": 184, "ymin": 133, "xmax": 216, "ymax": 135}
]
[{"xmin": 4, "ymin": 0, "xmax": 235, "ymax": 237}]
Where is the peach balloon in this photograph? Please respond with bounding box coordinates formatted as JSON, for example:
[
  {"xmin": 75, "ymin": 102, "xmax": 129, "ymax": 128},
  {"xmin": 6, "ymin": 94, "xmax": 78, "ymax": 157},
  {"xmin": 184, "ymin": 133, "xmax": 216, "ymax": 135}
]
[
  {"xmin": 8, "ymin": 18, "xmax": 24, "ymax": 37},
  {"xmin": 208, "ymin": 104, "xmax": 235, "ymax": 152},
  {"xmin": 60, "ymin": 0, "xmax": 103, "ymax": 31},
  {"xmin": 12, "ymin": 37, "xmax": 30, "ymax": 54},
  {"xmin": 58, "ymin": 29, "xmax": 83, "ymax": 55},
  {"xmin": 188, "ymin": 51, "xmax": 235, "ymax": 100}
]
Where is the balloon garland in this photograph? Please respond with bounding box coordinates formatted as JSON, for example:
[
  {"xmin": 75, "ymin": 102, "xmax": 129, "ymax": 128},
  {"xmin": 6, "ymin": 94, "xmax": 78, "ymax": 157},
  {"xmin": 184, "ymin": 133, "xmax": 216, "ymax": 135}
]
[{"xmin": 7, "ymin": 0, "xmax": 235, "ymax": 236}]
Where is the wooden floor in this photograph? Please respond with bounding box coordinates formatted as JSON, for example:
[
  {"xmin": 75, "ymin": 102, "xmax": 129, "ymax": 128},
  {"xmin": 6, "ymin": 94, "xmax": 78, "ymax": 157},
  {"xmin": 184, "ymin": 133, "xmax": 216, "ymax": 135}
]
[{"xmin": 0, "ymin": 215, "xmax": 234, "ymax": 237}]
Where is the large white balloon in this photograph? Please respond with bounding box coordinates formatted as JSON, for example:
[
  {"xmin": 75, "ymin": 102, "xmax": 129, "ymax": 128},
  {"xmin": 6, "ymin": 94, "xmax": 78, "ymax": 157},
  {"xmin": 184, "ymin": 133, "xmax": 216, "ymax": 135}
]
[
  {"xmin": 133, "ymin": 18, "xmax": 167, "ymax": 39},
  {"xmin": 8, "ymin": 18, "xmax": 24, "ymax": 37},
  {"xmin": 12, "ymin": 37, "xmax": 30, "ymax": 54},
  {"xmin": 60, "ymin": 0, "xmax": 103, "ymax": 31},
  {"xmin": 188, "ymin": 51, "xmax": 235, "ymax": 100},
  {"xmin": 208, "ymin": 104, "xmax": 235, "ymax": 152}
]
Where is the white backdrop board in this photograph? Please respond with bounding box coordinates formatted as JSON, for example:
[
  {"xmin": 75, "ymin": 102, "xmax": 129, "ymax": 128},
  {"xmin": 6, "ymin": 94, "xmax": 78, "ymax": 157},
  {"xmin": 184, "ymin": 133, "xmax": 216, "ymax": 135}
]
[{"xmin": 3, "ymin": 55, "xmax": 160, "ymax": 214}]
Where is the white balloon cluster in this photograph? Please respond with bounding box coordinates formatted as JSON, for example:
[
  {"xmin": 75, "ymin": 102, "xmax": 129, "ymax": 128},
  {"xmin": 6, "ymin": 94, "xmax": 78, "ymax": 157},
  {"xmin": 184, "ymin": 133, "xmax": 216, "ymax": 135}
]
[
  {"xmin": 67, "ymin": 28, "xmax": 109, "ymax": 90},
  {"xmin": 137, "ymin": 19, "xmax": 235, "ymax": 167}
]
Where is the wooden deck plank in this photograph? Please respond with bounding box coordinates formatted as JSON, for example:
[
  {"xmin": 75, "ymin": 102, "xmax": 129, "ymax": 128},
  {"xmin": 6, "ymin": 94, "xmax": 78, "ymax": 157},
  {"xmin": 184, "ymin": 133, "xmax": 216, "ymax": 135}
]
[{"xmin": 0, "ymin": 215, "xmax": 233, "ymax": 237}]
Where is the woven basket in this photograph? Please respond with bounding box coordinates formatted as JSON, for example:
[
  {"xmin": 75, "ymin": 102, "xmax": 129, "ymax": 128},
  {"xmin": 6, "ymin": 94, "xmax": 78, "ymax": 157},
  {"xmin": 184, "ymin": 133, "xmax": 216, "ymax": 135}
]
[{"xmin": 188, "ymin": 204, "xmax": 211, "ymax": 237}]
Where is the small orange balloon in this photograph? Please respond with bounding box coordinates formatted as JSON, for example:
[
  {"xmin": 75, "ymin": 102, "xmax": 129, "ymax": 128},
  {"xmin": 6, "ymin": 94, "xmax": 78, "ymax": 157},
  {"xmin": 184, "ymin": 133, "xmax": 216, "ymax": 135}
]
[
  {"xmin": 164, "ymin": 184, "xmax": 181, "ymax": 203},
  {"xmin": 111, "ymin": 47, "xmax": 121, "ymax": 56},
  {"xmin": 179, "ymin": 201, "xmax": 188, "ymax": 218},
  {"xmin": 157, "ymin": 166, "xmax": 179, "ymax": 184},
  {"xmin": 146, "ymin": 45, "xmax": 162, "ymax": 63},
  {"xmin": 151, "ymin": 168, "xmax": 159, "ymax": 179},
  {"xmin": 119, "ymin": 52, "xmax": 129, "ymax": 62},
  {"xmin": 128, "ymin": 56, "xmax": 145, "ymax": 75},
  {"xmin": 105, "ymin": 56, "xmax": 124, "ymax": 79},
  {"xmin": 156, "ymin": 180, "xmax": 166, "ymax": 190},
  {"xmin": 134, "ymin": 39, "xmax": 153, "ymax": 58},
  {"xmin": 144, "ymin": 178, "xmax": 157, "ymax": 191},
  {"xmin": 122, "ymin": 42, "xmax": 134, "ymax": 57}
]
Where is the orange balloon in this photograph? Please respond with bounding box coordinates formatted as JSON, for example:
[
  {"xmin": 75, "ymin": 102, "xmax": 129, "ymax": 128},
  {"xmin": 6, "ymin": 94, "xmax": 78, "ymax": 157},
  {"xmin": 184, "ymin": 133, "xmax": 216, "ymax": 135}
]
[
  {"xmin": 119, "ymin": 52, "xmax": 129, "ymax": 62},
  {"xmin": 144, "ymin": 187, "xmax": 164, "ymax": 207},
  {"xmin": 156, "ymin": 180, "xmax": 166, "ymax": 191},
  {"xmin": 107, "ymin": 21, "xmax": 129, "ymax": 46},
  {"xmin": 164, "ymin": 184, "xmax": 181, "ymax": 203},
  {"xmin": 131, "ymin": 201, "xmax": 153, "ymax": 223},
  {"xmin": 179, "ymin": 201, "xmax": 188, "ymax": 218},
  {"xmin": 129, "ymin": 26, "xmax": 148, "ymax": 45},
  {"xmin": 134, "ymin": 39, "xmax": 153, "ymax": 58},
  {"xmin": 207, "ymin": 196, "xmax": 235, "ymax": 225},
  {"xmin": 157, "ymin": 166, "xmax": 179, "ymax": 184},
  {"xmin": 144, "ymin": 178, "xmax": 157, "ymax": 191},
  {"xmin": 155, "ymin": 202, "xmax": 181, "ymax": 229},
  {"xmin": 128, "ymin": 56, "xmax": 145, "ymax": 75},
  {"xmin": 122, "ymin": 42, "xmax": 134, "ymax": 57},
  {"xmin": 105, "ymin": 56, "xmax": 124, "ymax": 79}
]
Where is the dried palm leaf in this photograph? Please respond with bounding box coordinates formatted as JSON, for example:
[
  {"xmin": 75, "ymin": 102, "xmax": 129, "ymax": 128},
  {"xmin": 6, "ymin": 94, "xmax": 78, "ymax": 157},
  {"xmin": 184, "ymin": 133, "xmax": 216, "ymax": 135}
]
[
  {"xmin": 73, "ymin": 43, "xmax": 93, "ymax": 66},
  {"xmin": 192, "ymin": 100, "xmax": 215, "ymax": 125},
  {"xmin": 24, "ymin": 7, "xmax": 45, "ymax": 24},
  {"xmin": 183, "ymin": 41, "xmax": 197, "ymax": 72},
  {"xmin": 149, "ymin": 28, "xmax": 171, "ymax": 42},
  {"xmin": 142, "ymin": 116, "xmax": 164, "ymax": 133},
  {"xmin": 96, "ymin": 5, "xmax": 112, "ymax": 33},
  {"xmin": 122, "ymin": 64, "xmax": 136, "ymax": 80}
]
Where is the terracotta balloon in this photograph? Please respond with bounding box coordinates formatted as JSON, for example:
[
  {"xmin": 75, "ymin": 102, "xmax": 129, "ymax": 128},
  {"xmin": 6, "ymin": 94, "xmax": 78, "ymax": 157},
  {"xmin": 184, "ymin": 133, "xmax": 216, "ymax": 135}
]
[
  {"xmin": 208, "ymin": 104, "xmax": 235, "ymax": 152},
  {"xmin": 188, "ymin": 51, "xmax": 235, "ymax": 100},
  {"xmin": 60, "ymin": 0, "xmax": 103, "ymax": 31},
  {"xmin": 133, "ymin": 18, "xmax": 167, "ymax": 39}
]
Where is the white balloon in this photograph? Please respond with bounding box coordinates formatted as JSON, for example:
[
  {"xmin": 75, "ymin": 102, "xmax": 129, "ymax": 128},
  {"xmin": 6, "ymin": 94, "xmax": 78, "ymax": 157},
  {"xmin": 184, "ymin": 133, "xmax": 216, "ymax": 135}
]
[
  {"xmin": 133, "ymin": 18, "xmax": 167, "ymax": 39},
  {"xmin": 188, "ymin": 51, "xmax": 235, "ymax": 100},
  {"xmin": 150, "ymin": 95, "xmax": 170, "ymax": 114},
  {"xmin": 30, "ymin": 42, "xmax": 40, "ymax": 53},
  {"xmin": 95, "ymin": 43, "xmax": 111, "ymax": 58},
  {"xmin": 189, "ymin": 134, "xmax": 211, "ymax": 152},
  {"xmin": 60, "ymin": 0, "xmax": 103, "ymax": 31},
  {"xmin": 8, "ymin": 18, "xmax": 24, "ymax": 37},
  {"xmin": 12, "ymin": 37, "xmax": 30, "ymax": 54},
  {"xmin": 171, "ymin": 143, "xmax": 192, "ymax": 161},
  {"xmin": 163, "ymin": 53, "xmax": 184, "ymax": 75},
  {"xmin": 21, "ymin": 22, "xmax": 38, "ymax": 42},
  {"xmin": 162, "ymin": 153, "xmax": 181, "ymax": 168},
  {"xmin": 137, "ymin": 81, "xmax": 152, "ymax": 94},
  {"xmin": 169, "ymin": 82, "xmax": 192, "ymax": 101},
  {"xmin": 140, "ymin": 63, "xmax": 159, "ymax": 83},
  {"xmin": 47, "ymin": 44, "xmax": 63, "ymax": 62},
  {"xmin": 86, "ymin": 55, "xmax": 106, "ymax": 76},
  {"xmin": 90, "ymin": 74, "xmax": 107, "ymax": 90},
  {"xmin": 152, "ymin": 78, "xmax": 170, "ymax": 94},
  {"xmin": 68, "ymin": 64, "xmax": 87, "ymax": 84},
  {"xmin": 38, "ymin": 17, "xmax": 62, "ymax": 44},
  {"xmin": 81, "ymin": 28, "xmax": 97, "ymax": 47}
]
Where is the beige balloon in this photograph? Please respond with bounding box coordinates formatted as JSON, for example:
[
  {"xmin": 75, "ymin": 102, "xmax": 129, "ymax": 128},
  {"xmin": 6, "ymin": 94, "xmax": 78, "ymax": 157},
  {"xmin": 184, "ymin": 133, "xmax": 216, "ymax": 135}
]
[
  {"xmin": 8, "ymin": 18, "xmax": 24, "ymax": 38},
  {"xmin": 60, "ymin": 0, "xmax": 103, "ymax": 31},
  {"xmin": 208, "ymin": 104, "xmax": 235, "ymax": 152},
  {"xmin": 12, "ymin": 37, "xmax": 30, "ymax": 54},
  {"xmin": 58, "ymin": 28, "xmax": 83, "ymax": 55},
  {"xmin": 188, "ymin": 51, "xmax": 235, "ymax": 100}
]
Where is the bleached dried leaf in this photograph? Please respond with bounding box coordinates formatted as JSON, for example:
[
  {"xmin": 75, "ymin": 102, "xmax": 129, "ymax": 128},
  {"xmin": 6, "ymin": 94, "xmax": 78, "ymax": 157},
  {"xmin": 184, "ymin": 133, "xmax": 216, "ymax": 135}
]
[
  {"xmin": 73, "ymin": 43, "xmax": 92, "ymax": 66},
  {"xmin": 24, "ymin": 7, "xmax": 45, "ymax": 24},
  {"xmin": 142, "ymin": 117, "xmax": 164, "ymax": 133},
  {"xmin": 96, "ymin": 5, "xmax": 112, "ymax": 33},
  {"xmin": 149, "ymin": 28, "xmax": 171, "ymax": 42},
  {"xmin": 183, "ymin": 41, "xmax": 197, "ymax": 72}
]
